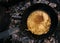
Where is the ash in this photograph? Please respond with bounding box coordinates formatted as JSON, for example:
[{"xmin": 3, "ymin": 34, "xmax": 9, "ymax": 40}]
[{"xmin": 11, "ymin": 33, "xmax": 58, "ymax": 43}]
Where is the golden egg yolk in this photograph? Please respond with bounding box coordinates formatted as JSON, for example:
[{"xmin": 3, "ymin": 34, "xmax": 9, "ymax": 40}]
[{"xmin": 27, "ymin": 10, "xmax": 51, "ymax": 35}]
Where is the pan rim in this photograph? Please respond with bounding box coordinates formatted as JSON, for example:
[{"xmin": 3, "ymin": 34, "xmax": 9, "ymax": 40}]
[{"xmin": 20, "ymin": 3, "xmax": 58, "ymax": 39}]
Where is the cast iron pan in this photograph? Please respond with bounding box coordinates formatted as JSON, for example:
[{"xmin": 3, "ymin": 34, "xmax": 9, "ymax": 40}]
[
  {"xmin": 21, "ymin": 3, "xmax": 58, "ymax": 39},
  {"xmin": 0, "ymin": 6, "xmax": 11, "ymax": 32}
]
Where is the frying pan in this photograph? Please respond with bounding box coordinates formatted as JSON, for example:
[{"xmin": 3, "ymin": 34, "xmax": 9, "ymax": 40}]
[{"xmin": 21, "ymin": 3, "xmax": 58, "ymax": 39}]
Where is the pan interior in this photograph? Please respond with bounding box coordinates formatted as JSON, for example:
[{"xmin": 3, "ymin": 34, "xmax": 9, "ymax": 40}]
[{"xmin": 27, "ymin": 10, "xmax": 51, "ymax": 35}]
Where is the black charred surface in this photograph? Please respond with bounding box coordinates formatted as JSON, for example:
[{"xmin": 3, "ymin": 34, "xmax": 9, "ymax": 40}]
[
  {"xmin": 0, "ymin": 0, "xmax": 24, "ymax": 7},
  {"xmin": 0, "ymin": 6, "xmax": 11, "ymax": 32}
]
